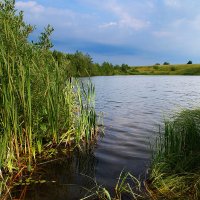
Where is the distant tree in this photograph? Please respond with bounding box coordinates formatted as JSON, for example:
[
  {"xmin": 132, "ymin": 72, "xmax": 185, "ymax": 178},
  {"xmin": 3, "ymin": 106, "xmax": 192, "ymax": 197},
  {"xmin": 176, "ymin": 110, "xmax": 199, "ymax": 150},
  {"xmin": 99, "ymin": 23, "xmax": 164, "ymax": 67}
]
[
  {"xmin": 121, "ymin": 64, "xmax": 129, "ymax": 73},
  {"xmin": 101, "ymin": 62, "xmax": 114, "ymax": 75},
  {"xmin": 70, "ymin": 51, "xmax": 93, "ymax": 76},
  {"xmin": 163, "ymin": 62, "xmax": 170, "ymax": 65},
  {"xmin": 91, "ymin": 63, "xmax": 101, "ymax": 76},
  {"xmin": 113, "ymin": 65, "xmax": 121, "ymax": 75},
  {"xmin": 114, "ymin": 64, "xmax": 120, "ymax": 69},
  {"xmin": 155, "ymin": 63, "xmax": 160, "ymax": 65},
  {"xmin": 187, "ymin": 60, "xmax": 192, "ymax": 64}
]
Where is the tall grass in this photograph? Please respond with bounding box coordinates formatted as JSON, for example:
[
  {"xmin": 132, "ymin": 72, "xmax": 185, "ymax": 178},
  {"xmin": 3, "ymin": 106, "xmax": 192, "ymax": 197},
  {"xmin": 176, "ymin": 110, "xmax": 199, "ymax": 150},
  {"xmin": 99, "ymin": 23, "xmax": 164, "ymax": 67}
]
[
  {"xmin": 147, "ymin": 109, "xmax": 200, "ymax": 199},
  {"xmin": 0, "ymin": 1, "xmax": 98, "ymax": 198}
]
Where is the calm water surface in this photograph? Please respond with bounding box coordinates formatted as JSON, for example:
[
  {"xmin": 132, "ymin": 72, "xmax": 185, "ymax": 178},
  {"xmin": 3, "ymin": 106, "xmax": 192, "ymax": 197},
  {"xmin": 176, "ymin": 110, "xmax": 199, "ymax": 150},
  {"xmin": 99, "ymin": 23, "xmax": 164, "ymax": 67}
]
[{"xmin": 14, "ymin": 76, "xmax": 200, "ymax": 199}]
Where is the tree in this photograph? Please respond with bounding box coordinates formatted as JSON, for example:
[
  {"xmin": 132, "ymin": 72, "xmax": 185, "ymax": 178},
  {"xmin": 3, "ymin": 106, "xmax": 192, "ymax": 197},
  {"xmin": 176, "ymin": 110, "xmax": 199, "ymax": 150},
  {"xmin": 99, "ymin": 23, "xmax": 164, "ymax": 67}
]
[
  {"xmin": 0, "ymin": 0, "xmax": 34, "ymax": 57},
  {"xmin": 35, "ymin": 24, "xmax": 54, "ymax": 50},
  {"xmin": 121, "ymin": 64, "xmax": 129, "ymax": 73},
  {"xmin": 163, "ymin": 62, "xmax": 170, "ymax": 65},
  {"xmin": 68, "ymin": 51, "xmax": 93, "ymax": 76},
  {"xmin": 101, "ymin": 62, "xmax": 114, "ymax": 75},
  {"xmin": 187, "ymin": 60, "xmax": 192, "ymax": 64}
]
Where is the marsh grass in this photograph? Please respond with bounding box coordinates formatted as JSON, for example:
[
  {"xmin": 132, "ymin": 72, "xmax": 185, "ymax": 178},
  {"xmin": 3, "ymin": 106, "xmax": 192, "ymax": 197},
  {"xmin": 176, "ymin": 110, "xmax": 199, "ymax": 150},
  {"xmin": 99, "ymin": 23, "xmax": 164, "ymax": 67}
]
[
  {"xmin": 0, "ymin": 1, "xmax": 98, "ymax": 198},
  {"xmin": 147, "ymin": 109, "xmax": 200, "ymax": 199}
]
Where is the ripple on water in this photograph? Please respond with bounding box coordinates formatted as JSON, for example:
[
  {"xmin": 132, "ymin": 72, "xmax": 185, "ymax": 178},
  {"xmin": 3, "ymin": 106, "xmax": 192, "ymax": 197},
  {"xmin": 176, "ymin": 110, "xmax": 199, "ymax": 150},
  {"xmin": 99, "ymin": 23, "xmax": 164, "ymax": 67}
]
[{"xmin": 93, "ymin": 76, "xmax": 200, "ymax": 188}]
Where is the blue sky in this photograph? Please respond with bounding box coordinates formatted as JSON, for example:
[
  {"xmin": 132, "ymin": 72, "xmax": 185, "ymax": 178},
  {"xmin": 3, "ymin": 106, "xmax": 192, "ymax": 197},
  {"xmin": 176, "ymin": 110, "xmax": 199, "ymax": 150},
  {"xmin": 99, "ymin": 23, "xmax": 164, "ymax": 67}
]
[{"xmin": 16, "ymin": 0, "xmax": 200, "ymax": 65}]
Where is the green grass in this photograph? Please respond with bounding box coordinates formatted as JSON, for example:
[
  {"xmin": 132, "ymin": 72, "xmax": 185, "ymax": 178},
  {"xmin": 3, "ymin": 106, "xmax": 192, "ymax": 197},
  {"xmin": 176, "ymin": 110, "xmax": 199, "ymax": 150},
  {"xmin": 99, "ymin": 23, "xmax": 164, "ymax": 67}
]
[
  {"xmin": 147, "ymin": 109, "xmax": 200, "ymax": 199},
  {"xmin": 128, "ymin": 64, "xmax": 200, "ymax": 75}
]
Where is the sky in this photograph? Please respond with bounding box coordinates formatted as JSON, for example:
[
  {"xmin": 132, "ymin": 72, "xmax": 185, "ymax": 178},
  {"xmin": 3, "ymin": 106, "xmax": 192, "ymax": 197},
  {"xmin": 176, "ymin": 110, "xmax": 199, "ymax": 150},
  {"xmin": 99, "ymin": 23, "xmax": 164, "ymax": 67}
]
[{"xmin": 15, "ymin": 0, "xmax": 200, "ymax": 65}]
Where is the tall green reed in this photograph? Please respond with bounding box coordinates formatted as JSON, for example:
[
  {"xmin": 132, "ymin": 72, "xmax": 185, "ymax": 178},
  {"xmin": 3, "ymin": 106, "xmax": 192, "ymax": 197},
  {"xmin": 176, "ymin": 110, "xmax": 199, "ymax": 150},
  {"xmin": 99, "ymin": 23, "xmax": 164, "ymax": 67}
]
[
  {"xmin": 0, "ymin": 1, "xmax": 98, "ymax": 197},
  {"xmin": 148, "ymin": 109, "xmax": 200, "ymax": 199},
  {"xmin": 153, "ymin": 109, "xmax": 200, "ymax": 172},
  {"xmin": 60, "ymin": 79, "xmax": 96, "ymax": 149}
]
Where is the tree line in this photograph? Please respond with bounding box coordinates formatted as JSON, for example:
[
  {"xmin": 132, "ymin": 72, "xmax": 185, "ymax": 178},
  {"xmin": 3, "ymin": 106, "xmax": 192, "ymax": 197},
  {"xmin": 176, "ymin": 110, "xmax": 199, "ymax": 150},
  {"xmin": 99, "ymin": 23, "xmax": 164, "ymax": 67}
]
[{"xmin": 52, "ymin": 50, "xmax": 131, "ymax": 77}]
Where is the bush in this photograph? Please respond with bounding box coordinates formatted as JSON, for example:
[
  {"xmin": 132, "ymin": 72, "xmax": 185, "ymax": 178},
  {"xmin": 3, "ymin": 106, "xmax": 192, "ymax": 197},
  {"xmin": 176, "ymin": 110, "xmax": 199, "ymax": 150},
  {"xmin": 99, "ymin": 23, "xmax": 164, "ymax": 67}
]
[
  {"xmin": 163, "ymin": 62, "xmax": 170, "ymax": 65},
  {"xmin": 153, "ymin": 65, "xmax": 159, "ymax": 70},
  {"xmin": 170, "ymin": 66, "xmax": 176, "ymax": 71}
]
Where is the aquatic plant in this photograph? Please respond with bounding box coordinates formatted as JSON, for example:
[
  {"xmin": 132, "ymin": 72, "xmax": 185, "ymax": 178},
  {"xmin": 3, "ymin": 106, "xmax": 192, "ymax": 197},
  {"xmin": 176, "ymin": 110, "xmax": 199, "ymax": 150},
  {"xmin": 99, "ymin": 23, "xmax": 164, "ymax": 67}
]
[
  {"xmin": 82, "ymin": 171, "xmax": 144, "ymax": 200},
  {"xmin": 147, "ymin": 109, "xmax": 200, "ymax": 199}
]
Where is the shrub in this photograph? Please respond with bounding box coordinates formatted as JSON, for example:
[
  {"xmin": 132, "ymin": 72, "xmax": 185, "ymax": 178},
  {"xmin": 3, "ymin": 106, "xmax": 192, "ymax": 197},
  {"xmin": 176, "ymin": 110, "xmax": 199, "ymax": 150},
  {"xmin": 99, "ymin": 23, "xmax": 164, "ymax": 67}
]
[
  {"xmin": 170, "ymin": 66, "xmax": 176, "ymax": 71},
  {"xmin": 153, "ymin": 65, "xmax": 159, "ymax": 70},
  {"xmin": 163, "ymin": 62, "xmax": 170, "ymax": 65}
]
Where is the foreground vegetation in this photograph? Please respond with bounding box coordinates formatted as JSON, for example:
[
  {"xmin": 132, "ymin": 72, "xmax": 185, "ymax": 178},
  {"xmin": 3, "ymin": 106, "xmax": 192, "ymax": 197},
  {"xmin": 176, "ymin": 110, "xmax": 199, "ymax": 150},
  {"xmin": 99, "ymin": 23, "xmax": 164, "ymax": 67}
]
[
  {"xmin": 0, "ymin": 1, "xmax": 97, "ymax": 198},
  {"xmin": 146, "ymin": 109, "xmax": 200, "ymax": 200}
]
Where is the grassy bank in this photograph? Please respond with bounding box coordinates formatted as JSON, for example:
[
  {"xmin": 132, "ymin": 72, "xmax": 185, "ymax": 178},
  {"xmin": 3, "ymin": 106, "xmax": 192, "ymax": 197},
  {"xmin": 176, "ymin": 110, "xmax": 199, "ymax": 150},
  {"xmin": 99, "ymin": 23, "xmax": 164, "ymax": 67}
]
[
  {"xmin": 146, "ymin": 109, "xmax": 200, "ymax": 199},
  {"xmin": 0, "ymin": 1, "xmax": 98, "ymax": 198},
  {"xmin": 128, "ymin": 64, "xmax": 200, "ymax": 75}
]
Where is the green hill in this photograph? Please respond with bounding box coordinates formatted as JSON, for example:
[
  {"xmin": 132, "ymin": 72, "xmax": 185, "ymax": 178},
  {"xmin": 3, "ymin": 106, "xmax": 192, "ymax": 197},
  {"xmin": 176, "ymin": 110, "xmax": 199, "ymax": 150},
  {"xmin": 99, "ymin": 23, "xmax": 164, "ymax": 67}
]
[{"xmin": 128, "ymin": 64, "xmax": 200, "ymax": 75}]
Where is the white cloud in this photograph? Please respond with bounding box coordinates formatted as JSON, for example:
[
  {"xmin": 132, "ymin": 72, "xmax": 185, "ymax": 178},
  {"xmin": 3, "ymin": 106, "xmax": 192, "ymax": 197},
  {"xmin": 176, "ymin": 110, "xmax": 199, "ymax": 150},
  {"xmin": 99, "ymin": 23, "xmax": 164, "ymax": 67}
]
[
  {"xmin": 15, "ymin": 0, "xmax": 150, "ymax": 45},
  {"xmin": 170, "ymin": 15, "xmax": 200, "ymax": 31},
  {"xmin": 82, "ymin": 0, "xmax": 150, "ymax": 30},
  {"xmin": 164, "ymin": 0, "xmax": 181, "ymax": 8},
  {"xmin": 16, "ymin": 1, "xmax": 44, "ymax": 13},
  {"xmin": 152, "ymin": 31, "xmax": 172, "ymax": 37},
  {"xmin": 119, "ymin": 13, "xmax": 149, "ymax": 30},
  {"xmin": 191, "ymin": 15, "xmax": 200, "ymax": 31},
  {"xmin": 15, "ymin": 1, "xmax": 94, "ymax": 39},
  {"xmin": 99, "ymin": 22, "xmax": 118, "ymax": 29},
  {"xmin": 15, "ymin": 0, "xmax": 200, "ymax": 64},
  {"xmin": 104, "ymin": 1, "xmax": 150, "ymax": 30}
]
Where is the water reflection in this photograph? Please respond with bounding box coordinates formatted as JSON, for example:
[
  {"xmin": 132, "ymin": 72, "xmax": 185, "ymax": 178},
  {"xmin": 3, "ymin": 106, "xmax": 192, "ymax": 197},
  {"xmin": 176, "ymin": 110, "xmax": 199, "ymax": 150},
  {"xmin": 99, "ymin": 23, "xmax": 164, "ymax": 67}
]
[{"xmin": 12, "ymin": 151, "xmax": 98, "ymax": 200}]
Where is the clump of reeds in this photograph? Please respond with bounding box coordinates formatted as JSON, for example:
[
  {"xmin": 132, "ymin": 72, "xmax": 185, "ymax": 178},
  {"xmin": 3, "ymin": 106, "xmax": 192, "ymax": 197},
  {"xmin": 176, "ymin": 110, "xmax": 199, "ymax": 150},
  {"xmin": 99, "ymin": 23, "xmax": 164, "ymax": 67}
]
[
  {"xmin": 147, "ymin": 109, "xmax": 200, "ymax": 199},
  {"xmin": 0, "ymin": 1, "xmax": 98, "ymax": 198}
]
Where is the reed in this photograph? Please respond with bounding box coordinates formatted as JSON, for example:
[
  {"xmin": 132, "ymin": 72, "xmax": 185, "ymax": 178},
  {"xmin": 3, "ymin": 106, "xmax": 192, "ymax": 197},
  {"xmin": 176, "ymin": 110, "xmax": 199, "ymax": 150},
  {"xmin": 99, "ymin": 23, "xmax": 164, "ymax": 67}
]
[
  {"xmin": 147, "ymin": 109, "xmax": 200, "ymax": 199},
  {"xmin": 82, "ymin": 171, "xmax": 144, "ymax": 200},
  {"xmin": 0, "ymin": 1, "xmax": 98, "ymax": 197}
]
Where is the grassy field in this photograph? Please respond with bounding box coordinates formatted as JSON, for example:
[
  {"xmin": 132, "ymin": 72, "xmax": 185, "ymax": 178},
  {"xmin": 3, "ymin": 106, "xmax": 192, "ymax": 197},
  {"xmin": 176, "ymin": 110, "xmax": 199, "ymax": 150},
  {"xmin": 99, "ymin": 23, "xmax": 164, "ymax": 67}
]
[{"xmin": 128, "ymin": 64, "xmax": 200, "ymax": 75}]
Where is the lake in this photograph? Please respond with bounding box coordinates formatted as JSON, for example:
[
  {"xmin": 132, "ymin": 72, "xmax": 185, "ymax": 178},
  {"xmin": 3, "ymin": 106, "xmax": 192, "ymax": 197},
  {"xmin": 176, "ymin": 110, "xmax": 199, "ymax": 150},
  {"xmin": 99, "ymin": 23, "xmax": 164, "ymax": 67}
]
[{"xmin": 13, "ymin": 76, "xmax": 200, "ymax": 199}]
